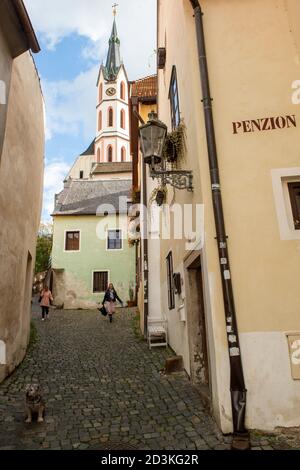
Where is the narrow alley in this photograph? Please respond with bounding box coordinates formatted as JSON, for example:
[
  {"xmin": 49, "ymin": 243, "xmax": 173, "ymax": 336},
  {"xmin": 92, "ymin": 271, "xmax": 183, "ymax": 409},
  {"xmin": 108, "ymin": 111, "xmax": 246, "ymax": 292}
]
[
  {"xmin": 1, "ymin": 305, "xmax": 299, "ymax": 451},
  {"xmin": 0, "ymin": 306, "xmax": 227, "ymax": 451}
]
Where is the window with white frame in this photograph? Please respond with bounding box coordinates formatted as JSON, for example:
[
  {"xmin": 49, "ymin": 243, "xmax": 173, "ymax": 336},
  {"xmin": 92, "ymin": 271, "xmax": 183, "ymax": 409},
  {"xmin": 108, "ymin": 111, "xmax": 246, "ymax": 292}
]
[
  {"xmin": 107, "ymin": 229, "xmax": 122, "ymax": 250},
  {"xmin": 65, "ymin": 231, "xmax": 80, "ymax": 251}
]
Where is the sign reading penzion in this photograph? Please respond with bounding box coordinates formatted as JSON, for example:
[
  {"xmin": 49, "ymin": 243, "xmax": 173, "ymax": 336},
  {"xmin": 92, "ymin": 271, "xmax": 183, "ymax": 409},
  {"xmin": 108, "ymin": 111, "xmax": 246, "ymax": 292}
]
[{"xmin": 232, "ymin": 115, "xmax": 296, "ymax": 134}]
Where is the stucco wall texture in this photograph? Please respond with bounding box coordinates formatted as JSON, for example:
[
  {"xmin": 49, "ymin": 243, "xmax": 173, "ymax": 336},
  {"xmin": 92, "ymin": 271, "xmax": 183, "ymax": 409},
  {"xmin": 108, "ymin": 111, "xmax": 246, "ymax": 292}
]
[
  {"xmin": 157, "ymin": 0, "xmax": 300, "ymax": 432},
  {"xmin": 0, "ymin": 51, "xmax": 44, "ymax": 383}
]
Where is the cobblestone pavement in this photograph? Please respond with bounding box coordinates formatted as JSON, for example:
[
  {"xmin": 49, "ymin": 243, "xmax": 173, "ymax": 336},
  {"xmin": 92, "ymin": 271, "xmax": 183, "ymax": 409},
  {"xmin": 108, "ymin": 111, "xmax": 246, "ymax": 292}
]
[{"xmin": 0, "ymin": 306, "xmax": 299, "ymax": 451}]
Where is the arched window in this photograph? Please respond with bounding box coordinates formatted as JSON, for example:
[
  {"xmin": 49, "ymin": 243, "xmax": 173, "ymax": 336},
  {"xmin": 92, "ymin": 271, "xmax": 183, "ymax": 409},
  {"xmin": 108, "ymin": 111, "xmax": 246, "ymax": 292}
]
[
  {"xmin": 108, "ymin": 107, "xmax": 114, "ymax": 127},
  {"xmin": 121, "ymin": 147, "xmax": 126, "ymax": 162},
  {"xmin": 107, "ymin": 146, "xmax": 113, "ymax": 162},
  {"xmin": 98, "ymin": 111, "xmax": 102, "ymax": 131},
  {"xmin": 120, "ymin": 109, "xmax": 125, "ymax": 129},
  {"xmin": 99, "ymin": 83, "xmax": 103, "ymax": 103},
  {"xmin": 97, "ymin": 148, "xmax": 100, "ymax": 162},
  {"xmin": 120, "ymin": 81, "xmax": 125, "ymax": 100}
]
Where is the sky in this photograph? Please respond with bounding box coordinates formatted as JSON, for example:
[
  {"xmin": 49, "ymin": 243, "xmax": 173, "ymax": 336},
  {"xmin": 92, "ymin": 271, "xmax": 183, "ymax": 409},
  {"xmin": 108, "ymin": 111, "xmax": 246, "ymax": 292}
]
[{"xmin": 23, "ymin": 0, "xmax": 157, "ymax": 221}]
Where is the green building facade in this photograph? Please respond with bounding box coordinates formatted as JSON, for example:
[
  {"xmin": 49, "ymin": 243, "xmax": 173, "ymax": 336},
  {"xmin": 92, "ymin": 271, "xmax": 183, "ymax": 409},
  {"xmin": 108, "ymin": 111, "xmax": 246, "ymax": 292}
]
[{"xmin": 51, "ymin": 179, "xmax": 135, "ymax": 309}]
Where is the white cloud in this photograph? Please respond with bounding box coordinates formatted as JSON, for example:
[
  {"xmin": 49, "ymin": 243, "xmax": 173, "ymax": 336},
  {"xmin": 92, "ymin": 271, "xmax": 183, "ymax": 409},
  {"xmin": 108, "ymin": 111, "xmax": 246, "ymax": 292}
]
[
  {"xmin": 42, "ymin": 66, "xmax": 98, "ymax": 141},
  {"xmin": 24, "ymin": 0, "xmax": 157, "ymax": 80},
  {"xmin": 43, "ymin": 160, "xmax": 70, "ymax": 220}
]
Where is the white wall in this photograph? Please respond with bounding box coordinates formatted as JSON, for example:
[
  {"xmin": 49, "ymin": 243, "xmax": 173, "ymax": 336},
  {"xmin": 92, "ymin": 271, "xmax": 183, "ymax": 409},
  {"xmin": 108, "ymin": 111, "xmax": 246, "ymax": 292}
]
[{"xmin": 96, "ymin": 67, "xmax": 130, "ymax": 163}]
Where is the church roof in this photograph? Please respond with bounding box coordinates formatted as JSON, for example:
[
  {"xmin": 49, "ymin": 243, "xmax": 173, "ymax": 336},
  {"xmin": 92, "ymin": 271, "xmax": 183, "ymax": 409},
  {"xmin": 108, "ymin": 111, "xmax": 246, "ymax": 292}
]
[
  {"xmin": 53, "ymin": 179, "xmax": 131, "ymax": 216},
  {"xmin": 80, "ymin": 139, "xmax": 95, "ymax": 156},
  {"xmin": 131, "ymin": 75, "xmax": 157, "ymax": 100},
  {"xmin": 104, "ymin": 18, "xmax": 122, "ymax": 81},
  {"xmin": 91, "ymin": 162, "xmax": 132, "ymax": 175}
]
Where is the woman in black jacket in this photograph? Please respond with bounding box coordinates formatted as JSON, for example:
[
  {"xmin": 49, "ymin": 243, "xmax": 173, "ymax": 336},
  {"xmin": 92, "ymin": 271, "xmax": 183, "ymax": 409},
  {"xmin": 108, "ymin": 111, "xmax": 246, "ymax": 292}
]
[{"xmin": 102, "ymin": 283, "xmax": 123, "ymax": 323}]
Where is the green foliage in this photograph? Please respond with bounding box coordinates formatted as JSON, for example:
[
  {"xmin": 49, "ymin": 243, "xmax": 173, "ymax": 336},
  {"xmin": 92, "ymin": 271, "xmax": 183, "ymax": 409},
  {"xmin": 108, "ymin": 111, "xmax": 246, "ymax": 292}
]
[
  {"xmin": 162, "ymin": 121, "xmax": 186, "ymax": 162},
  {"xmin": 35, "ymin": 223, "xmax": 53, "ymax": 274}
]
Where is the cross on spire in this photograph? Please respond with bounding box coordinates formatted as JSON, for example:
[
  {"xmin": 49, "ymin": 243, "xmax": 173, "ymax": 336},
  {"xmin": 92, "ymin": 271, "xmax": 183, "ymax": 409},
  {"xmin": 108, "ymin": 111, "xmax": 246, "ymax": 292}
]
[{"xmin": 112, "ymin": 3, "xmax": 118, "ymax": 17}]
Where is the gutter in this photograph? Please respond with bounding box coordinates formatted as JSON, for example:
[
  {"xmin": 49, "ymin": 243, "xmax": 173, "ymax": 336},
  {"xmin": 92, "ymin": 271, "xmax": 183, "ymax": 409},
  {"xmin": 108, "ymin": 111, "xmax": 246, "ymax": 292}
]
[
  {"xmin": 189, "ymin": 0, "xmax": 250, "ymax": 450},
  {"xmin": 12, "ymin": 0, "xmax": 41, "ymax": 53}
]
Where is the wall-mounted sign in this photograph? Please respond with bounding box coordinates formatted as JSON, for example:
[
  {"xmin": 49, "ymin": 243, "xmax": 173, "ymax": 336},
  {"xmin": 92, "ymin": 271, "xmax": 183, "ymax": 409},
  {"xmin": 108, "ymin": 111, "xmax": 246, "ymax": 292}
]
[
  {"xmin": 233, "ymin": 114, "xmax": 296, "ymax": 135},
  {"xmin": 287, "ymin": 334, "xmax": 300, "ymax": 380}
]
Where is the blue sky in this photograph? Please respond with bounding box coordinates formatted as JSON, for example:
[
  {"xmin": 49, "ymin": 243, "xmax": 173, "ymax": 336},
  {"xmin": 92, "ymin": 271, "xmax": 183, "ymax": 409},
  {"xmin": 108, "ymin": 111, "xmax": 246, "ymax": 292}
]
[{"xmin": 24, "ymin": 0, "xmax": 157, "ymax": 221}]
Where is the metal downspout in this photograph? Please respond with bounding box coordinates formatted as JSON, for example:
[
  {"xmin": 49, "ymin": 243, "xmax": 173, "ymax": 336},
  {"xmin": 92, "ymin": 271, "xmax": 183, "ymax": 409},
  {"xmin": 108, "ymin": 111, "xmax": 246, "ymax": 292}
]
[{"xmin": 189, "ymin": 0, "xmax": 249, "ymax": 448}]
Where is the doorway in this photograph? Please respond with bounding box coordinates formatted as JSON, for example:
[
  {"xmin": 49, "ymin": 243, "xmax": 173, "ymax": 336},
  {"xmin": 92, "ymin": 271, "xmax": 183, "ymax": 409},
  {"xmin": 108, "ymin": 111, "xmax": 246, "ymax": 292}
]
[{"xmin": 184, "ymin": 252, "xmax": 210, "ymax": 399}]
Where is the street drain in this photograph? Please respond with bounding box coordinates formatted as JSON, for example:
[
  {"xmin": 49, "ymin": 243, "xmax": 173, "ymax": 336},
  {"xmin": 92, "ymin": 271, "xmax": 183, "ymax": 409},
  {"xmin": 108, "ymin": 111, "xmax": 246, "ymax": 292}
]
[{"xmin": 89, "ymin": 440, "xmax": 140, "ymax": 451}]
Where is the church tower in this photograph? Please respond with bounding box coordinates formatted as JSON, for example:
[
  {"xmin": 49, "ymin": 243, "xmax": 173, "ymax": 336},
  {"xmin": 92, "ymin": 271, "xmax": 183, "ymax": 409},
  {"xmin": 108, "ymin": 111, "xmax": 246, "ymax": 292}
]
[{"xmin": 95, "ymin": 9, "xmax": 130, "ymax": 165}]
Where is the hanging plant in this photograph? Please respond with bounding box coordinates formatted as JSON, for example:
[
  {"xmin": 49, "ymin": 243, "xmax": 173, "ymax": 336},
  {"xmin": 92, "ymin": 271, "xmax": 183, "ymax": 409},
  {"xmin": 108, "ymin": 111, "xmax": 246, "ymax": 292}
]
[
  {"xmin": 149, "ymin": 185, "xmax": 167, "ymax": 206},
  {"xmin": 162, "ymin": 121, "xmax": 186, "ymax": 163},
  {"xmin": 130, "ymin": 187, "xmax": 141, "ymax": 204}
]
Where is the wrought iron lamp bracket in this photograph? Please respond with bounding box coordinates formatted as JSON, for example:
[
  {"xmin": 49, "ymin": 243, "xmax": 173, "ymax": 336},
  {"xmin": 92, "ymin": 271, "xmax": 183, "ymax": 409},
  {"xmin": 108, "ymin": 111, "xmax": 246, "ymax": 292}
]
[{"xmin": 149, "ymin": 160, "xmax": 193, "ymax": 192}]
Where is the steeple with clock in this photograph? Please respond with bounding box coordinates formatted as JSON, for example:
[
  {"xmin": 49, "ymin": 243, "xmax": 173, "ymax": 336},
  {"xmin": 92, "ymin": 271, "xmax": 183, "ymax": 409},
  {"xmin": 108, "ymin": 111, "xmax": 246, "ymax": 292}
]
[{"xmin": 95, "ymin": 7, "xmax": 130, "ymax": 165}]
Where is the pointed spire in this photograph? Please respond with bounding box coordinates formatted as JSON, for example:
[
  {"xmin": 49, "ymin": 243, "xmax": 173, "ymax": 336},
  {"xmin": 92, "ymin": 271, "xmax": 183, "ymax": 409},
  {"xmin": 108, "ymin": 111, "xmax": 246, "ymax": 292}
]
[{"xmin": 104, "ymin": 9, "xmax": 121, "ymax": 81}]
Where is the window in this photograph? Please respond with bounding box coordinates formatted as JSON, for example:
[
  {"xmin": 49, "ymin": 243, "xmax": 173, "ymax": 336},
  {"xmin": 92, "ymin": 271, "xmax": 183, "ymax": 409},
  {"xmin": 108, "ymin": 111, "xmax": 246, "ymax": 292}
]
[
  {"xmin": 107, "ymin": 229, "xmax": 122, "ymax": 250},
  {"xmin": 98, "ymin": 110, "xmax": 102, "ymax": 131},
  {"xmin": 166, "ymin": 252, "xmax": 175, "ymax": 309},
  {"xmin": 97, "ymin": 148, "xmax": 100, "ymax": 162},
  {"xmin": 65, "ymin": 231, "xmax": 80, "ymax": 251},
  {"xmin": 121, "ymin": 146, "xmax": 126, "ymax": 162},
  {"xmin": 169, "ymin": 66, "xmax": 180, "ymax": 129},
  {"xmin": 120, "ymin": 109, "xmax": 125, "ymax": 129},
  {"xmin": 93, "ymin": 271, "xmax": 108, "ymax": 293},
  {"xmin": 107, "ymin": 146, "xmax": 113, "ymax": 162},
  {"xmin": 79, "ymin": 171, "xmax": 84, "ymax": 179},
  {"xmin": 99, "ymin": 83, "xmax": 103, "ymax": 103},
  {"xmin": 288, "ymin": 182, "xmax": 300, "ymax": 230},
  {"xmin": 108, "ymin": 107, "xmax": 114, "ymax": 127},
  {"xmin": 120, "ymin": 81, "xmax": 125, "ymax": 100}
]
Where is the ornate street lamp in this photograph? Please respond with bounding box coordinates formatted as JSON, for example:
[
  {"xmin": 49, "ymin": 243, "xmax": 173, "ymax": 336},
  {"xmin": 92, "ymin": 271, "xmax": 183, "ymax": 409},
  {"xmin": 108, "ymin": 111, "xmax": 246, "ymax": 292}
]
[{"xmin": 139, "ymin": 112, "xmax": 193, "ymax": 191}]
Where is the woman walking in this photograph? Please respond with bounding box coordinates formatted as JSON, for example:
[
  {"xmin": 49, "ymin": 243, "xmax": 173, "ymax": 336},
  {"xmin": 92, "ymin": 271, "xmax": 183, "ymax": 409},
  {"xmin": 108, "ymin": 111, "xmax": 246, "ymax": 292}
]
[
  {"xmin": 39, "ymin": 285, "xmax": 53, "ymax": 321},
  {"xmin": 102, "ymin": 283, "xmax": 123, "ymax": 323}
]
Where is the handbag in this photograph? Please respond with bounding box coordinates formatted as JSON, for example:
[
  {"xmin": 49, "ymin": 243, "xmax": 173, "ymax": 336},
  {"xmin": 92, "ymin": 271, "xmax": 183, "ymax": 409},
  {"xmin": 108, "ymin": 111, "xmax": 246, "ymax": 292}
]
[
  {"xmin": 98, "ymin": 305, "xmax": 107, "ymax": 316},
  {"xmin": 38, "ymin": 295, "xmax": 42, "ymax": 303}
]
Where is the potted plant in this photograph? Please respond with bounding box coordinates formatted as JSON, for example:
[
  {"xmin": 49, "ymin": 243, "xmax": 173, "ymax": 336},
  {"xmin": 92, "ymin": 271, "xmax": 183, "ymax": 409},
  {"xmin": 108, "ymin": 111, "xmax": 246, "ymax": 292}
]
[
  {"xmin": 127, "ymin": 286, "xmax": 135, "ymax": 307},
  {"xmin": 130, "ymin": 187, "xmax": 141, "ymax": 204},
  {"xmin": 163, "ymin": 121, "xmax": 186, "ymax": 163},
  {"xmin": 149, "ymin": 185, "xmax": 167, "ymax": 207}
]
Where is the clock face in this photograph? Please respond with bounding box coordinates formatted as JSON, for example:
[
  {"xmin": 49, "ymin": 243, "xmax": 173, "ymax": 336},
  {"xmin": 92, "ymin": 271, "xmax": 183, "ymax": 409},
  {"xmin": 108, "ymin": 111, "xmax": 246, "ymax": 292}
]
[{"xmin": 106, "ymin": 87, "xmax": 116, "ymax": 97}]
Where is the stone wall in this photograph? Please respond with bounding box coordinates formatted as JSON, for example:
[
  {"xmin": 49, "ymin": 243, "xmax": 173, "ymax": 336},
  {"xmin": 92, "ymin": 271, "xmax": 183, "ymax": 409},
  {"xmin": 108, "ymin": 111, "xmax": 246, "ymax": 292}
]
[{"xmin": 0, "ymin": 51, "xmax": 44, "ymax": 383}]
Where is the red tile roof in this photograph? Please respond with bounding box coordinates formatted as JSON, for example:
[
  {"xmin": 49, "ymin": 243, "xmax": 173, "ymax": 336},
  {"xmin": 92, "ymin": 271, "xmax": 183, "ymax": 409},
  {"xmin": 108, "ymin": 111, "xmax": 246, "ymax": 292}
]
[{"xmin": 131, "ymin": 75, "xmax": 157, "ymax": 99}]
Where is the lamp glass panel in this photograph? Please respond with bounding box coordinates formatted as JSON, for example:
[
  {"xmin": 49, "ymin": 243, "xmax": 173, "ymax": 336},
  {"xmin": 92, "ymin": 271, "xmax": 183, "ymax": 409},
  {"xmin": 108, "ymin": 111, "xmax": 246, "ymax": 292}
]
[{"xmin": 151, "ymin": 124, "xmax": 166, "ymax": 158}]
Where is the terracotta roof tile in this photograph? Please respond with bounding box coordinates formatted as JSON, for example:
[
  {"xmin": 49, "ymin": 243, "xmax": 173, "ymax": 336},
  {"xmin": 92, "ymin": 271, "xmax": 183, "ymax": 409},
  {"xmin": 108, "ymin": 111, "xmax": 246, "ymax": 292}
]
[{"xmin": 131, "ymin": 75, "xmax": 157, "ymax": 99}]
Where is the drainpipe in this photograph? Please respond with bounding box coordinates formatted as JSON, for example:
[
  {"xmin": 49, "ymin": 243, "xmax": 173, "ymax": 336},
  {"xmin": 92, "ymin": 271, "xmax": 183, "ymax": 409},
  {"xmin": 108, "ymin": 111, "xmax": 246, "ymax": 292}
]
[{"xmin": 189, "ymin": 0, "xmax": 249, "ymax": 448}]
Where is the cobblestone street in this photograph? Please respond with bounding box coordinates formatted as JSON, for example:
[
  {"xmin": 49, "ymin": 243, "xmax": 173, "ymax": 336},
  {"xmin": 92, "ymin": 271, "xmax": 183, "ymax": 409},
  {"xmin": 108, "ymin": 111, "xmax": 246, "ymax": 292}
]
[{"xmin": 0, "ymin": 306, "xmax": 299, "ymax": 451}]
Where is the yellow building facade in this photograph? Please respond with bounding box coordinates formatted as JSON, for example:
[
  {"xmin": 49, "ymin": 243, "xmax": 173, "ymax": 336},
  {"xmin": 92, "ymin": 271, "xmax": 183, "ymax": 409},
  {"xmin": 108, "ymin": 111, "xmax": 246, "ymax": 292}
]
[{"xmin": 156, "ymin": 0, "xmax": 300, "ymax": 432}]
